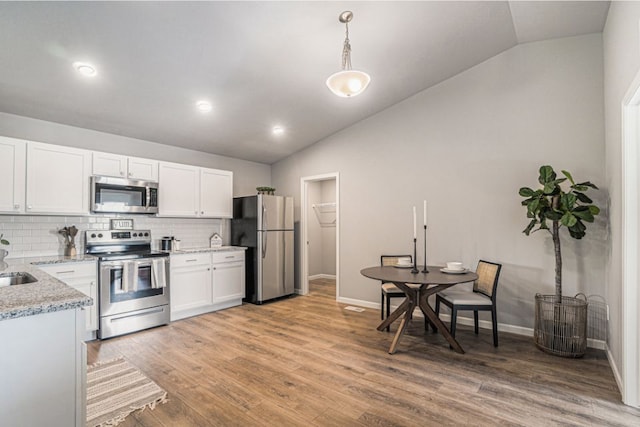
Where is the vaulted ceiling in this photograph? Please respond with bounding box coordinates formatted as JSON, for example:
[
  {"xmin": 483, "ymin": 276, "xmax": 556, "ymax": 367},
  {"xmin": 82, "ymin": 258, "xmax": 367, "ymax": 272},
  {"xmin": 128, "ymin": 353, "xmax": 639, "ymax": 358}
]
[{"xmin": 0, "ymin": 1, "xmax": 609, "ymax": 164}]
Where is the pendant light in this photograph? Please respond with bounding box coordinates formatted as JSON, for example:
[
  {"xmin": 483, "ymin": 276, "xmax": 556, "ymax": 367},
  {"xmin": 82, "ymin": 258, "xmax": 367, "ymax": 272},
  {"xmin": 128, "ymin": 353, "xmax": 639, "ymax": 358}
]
[{"xmin": 326, "ymin": 11, "xmax": 371, "ymax": 98}]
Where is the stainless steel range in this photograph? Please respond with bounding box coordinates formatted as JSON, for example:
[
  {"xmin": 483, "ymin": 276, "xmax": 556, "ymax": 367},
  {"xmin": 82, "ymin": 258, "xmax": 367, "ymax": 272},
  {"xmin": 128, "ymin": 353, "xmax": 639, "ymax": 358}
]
[{"xmin": 85, "ymin": 229, "xmax": 170, "ymax": 339}]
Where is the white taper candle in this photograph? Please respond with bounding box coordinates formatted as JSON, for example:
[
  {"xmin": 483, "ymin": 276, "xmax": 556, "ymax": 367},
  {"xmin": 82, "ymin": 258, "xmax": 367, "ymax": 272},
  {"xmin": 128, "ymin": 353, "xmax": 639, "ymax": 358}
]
[{"xmin": 423, "ymin": 200, "xmax": 427, "ymax": 226}]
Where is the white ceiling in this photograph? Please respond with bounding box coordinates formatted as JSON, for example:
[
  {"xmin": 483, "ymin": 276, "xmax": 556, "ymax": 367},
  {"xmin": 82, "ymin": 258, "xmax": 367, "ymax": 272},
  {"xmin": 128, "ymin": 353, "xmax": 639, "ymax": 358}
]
[{"xmin": 0, "ymin": 1, "xmax": 609, "ymax": 164}]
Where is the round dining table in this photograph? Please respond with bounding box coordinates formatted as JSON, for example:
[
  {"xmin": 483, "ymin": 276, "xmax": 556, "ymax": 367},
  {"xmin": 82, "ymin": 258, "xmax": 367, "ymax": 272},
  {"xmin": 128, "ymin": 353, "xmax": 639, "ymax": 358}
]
[{"xmin": 361, "ymin": 265, "xmax": 478, "ymax": 354}]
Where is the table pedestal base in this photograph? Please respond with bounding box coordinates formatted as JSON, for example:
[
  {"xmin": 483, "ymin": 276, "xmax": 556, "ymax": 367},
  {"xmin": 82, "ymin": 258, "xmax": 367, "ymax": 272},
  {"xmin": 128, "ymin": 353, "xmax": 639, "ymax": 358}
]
[{"xmin": 376, "ymin": 282, "xmax": 465, "ymax": 354}]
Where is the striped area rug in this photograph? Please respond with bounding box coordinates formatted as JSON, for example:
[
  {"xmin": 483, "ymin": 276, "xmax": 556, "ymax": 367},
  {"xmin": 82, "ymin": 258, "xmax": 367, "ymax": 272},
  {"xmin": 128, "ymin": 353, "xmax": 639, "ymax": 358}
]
[{"xmin": 87, "ymin": 357, "xmax": 167, "ymax": 427}]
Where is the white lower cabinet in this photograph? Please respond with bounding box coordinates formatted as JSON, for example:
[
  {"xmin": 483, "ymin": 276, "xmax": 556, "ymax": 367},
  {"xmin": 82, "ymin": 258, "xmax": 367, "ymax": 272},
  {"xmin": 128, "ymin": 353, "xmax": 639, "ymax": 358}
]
[
  {"xmin": 170, "ymin": 250, "xmax": 245, "ymax": 321},
  {"xmin": 0, "ymin": 308, "xmax": 86, "ymax": 427},
  {"xmin": 38, "ymin": 261, "xmax": 98, "ymax": 337},
  {"xmin": 212, "ymin": 251, "xmax": 245, "ymax": 304},
  {"xmin": 170, "ymin": 253, "xmax": 212, "ymax": 319}
]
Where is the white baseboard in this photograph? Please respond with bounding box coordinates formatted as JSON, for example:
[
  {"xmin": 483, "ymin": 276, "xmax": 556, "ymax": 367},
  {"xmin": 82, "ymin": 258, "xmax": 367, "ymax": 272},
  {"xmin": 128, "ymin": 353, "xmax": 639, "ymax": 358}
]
[
  {"xmin": 607, "ymin": 345, "xmax": 625, "ymax": 400},
  {"xmin": 336, "ymin": 296, "xmax": 379, "ymax": 310},
  {"xmin": 335, "ymin": 298, "xmax": 605, "ymax": 349},
  {"xmin": 308, "ymin": 274, "xmax": 336, "ymax": 280}
]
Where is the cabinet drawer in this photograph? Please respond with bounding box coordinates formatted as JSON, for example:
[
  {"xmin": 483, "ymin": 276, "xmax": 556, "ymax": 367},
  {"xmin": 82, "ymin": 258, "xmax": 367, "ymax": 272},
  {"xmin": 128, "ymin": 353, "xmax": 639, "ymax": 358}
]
[
  {"xmin": 211, "ymin": 251, "xmax": 244, "ymax": 264},
  {"xmin": 171, "ymin": 253, "xmax": 211, "ymax": 268},
  {"xmin": 38, "ymin": 262, "xmax": 96, "ymax": 280}
]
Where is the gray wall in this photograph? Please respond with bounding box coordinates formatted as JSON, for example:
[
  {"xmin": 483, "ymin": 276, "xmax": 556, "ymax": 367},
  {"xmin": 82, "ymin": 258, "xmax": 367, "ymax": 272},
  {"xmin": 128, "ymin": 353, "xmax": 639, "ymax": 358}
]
[
  {"xmin": 603, "ymin": 2, "xmax": 640, "ymax": 383},
  {"xmin": 273, "ymin": 34, "xmax": 606, "ymax": 329},
  {"xmin": 0, "ymin": 112, "xmax": 271, "ymax": 197}
]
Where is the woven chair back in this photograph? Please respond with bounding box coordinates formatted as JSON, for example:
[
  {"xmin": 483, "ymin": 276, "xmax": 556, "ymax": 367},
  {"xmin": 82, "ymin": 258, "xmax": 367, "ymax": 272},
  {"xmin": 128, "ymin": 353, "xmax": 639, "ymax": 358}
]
[
  {"xmin": 473, "ymin": 261, "xmax": 502, "ymax": 299},
  {"xmin": 381, "ymin": 255, "xmax": 412, "ymax": 266}
]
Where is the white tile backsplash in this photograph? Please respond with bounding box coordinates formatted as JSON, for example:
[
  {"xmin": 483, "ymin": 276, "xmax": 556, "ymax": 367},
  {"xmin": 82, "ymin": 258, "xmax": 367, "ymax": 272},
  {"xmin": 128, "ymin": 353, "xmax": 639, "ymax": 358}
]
[{"xmin": 0, "ymin": 215, "xmax": 229, "ymax": 258}]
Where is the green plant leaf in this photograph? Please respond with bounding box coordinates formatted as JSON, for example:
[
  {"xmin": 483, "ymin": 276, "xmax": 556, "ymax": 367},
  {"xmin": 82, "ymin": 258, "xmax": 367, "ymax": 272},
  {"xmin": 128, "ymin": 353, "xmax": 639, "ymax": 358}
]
[
  {"xmin": 561, "ymin": 170, "xmax": 575, "ymax": 185},
  {"xmin": 577, "ymin": 181, "xmax": 599, "ymax": 190},
  {"xmin": 574, "ymin": 192, "xmax": 593, "ymax": 204},
  {"xmin": 561, "ymin": 193, "xmax": 577, "ymax": 210},
  {"xmin": 519, "ymin": 187, "xmax": 535, "ymax": 197},
  {"xmin": 0, "ymin": 239, "xmax": 8, "ymax": 245},
  {"xmin": 589, "ymin": 205, "xmax": 601, "ymax": 215},
  {"xmin": 545, "ymin": 210, "xmax": 563, "ymax": 221},
  {"xmin": 523, "ymin": 219, "xmax": 537, "ymax": 235},
  {"xmin": 527, "ymin": 198, "xmax": 540, "ymax": 217},
  {"xmin": 573, "ymin": 209, "xmax": 595, "ymax": 223},
  {"xmin": 561, "ymin": 212, "xmax": 578, "ymax": 227},
  {"xmin": 538, "ymin": 165, "xmax": 556, "ymax": 185}
]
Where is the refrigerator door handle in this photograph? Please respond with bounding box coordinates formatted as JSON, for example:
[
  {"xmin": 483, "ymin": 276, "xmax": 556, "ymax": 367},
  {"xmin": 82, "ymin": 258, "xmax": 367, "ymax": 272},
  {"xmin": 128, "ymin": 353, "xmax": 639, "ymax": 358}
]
[
  {"xmin": 282, "ymin": 231, "xmax": 286, "ymax": 292},
  {"xmin": 262, "ymin": 202, "xmax": 267, "ymax": 231},
  {"xmin": 262, "ymin": 231, "xmax": 267, "ymax": 259}
]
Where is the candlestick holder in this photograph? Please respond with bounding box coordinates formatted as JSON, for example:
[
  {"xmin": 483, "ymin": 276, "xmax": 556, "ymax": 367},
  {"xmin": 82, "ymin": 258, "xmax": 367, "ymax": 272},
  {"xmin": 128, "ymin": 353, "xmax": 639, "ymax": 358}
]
[
  {"xmin": 411, "ymin": 237, "xmax": 419, "ymax": 274},
  {"xmin": 421, "ymin": 225, "xmax": 429, "ymax": 273}
]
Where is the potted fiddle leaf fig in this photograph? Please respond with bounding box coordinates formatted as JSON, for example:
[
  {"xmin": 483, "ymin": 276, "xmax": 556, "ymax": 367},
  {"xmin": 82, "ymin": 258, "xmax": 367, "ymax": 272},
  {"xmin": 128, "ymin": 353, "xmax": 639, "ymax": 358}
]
[{"xmin": 519, "ymin": 165, "xmax": 600, "ymax": 357}]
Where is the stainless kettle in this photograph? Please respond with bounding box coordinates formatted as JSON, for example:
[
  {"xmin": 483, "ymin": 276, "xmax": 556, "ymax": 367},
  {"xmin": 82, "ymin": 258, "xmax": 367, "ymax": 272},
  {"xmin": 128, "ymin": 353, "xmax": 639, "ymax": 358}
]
[{"xmin": 161, "ymin": 236, "xmax": 174, "ymax": 251}]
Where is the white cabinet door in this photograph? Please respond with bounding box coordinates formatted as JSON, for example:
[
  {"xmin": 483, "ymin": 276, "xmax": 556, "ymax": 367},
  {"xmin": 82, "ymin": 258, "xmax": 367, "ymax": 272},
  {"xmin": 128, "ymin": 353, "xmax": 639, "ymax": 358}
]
[
  {"xmin": 128, "ymin": 156, "xmax": 158, "ymax": 181},
  {"xmin": 92, "ymin": 152, "xmax": 127, "ymax": 178},
  {"xmin": 26, "ymin": 142, "xmax": 91, "ymax": 214},
  {"xmin": 0, "ymin": 136, "xmax": 26, "ymax": 213},
  {"xmin": 93, "ymin": 152, "xmax": 158, "ymax": 182},
  {"xmin": 200, "ymin": 168, "xmax": 233, "ymax": 218},
  {"xmin": 158, "ymin": 162, "xmax": 199, "ymax": 217},
  {"xmin": 170, "ymin": 254, "xmax": 213, "ymax": 319},
  {"xmin": 212, "ymin": 251, "xmax": 245, "ymax": 304},
  {"xmin": 38, "ymin": 262, "xmax": 98, "ymax": 334}
]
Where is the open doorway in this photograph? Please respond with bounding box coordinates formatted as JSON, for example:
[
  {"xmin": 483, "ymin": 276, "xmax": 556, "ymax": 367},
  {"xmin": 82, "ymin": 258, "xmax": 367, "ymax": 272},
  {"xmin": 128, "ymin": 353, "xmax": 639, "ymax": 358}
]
[{"xmin": 300, "ymin": 173, "xmax": 339, "ymax": 299}]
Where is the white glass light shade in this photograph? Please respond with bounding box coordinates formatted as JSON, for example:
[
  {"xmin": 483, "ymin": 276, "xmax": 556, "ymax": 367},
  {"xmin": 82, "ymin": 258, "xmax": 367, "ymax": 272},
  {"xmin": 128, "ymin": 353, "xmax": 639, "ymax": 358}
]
[{"xmin": 326, "ymin": 69, "xmax": 371, "ymax": 98}]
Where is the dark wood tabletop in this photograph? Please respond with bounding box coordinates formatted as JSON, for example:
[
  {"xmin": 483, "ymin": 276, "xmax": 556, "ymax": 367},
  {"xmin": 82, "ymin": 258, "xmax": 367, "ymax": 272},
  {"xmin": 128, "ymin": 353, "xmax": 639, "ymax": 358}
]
[
  {"xmin": 361, "ymin": 265, "xmax": 479, "ymax": 354},
  {"xmin": 360, "ymin": 265, "xmax": 478, "ymax": 285}
]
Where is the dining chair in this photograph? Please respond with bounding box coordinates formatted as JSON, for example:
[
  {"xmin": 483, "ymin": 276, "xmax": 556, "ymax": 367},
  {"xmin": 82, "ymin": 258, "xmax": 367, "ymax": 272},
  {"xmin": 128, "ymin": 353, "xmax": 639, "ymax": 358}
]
[
  {"xmin": 380, "ymin": 255, "xmax": 431, "ymax": 331},
  {"xmin": 435, "ymin": 260, "xmax": 502, "ymax": 346}
]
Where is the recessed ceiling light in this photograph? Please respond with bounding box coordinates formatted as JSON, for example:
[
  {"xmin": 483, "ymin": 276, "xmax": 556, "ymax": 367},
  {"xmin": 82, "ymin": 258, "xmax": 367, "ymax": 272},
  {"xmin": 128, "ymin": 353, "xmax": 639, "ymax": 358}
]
[
  {"xmin": 272, "ymin": 126, "xmax": 285, "ymax": 135},
  {"xmin": 196, "ymin": 101, "xmax": 212, "ymax": 113},
  {"xmin": 73, "ymin": 62, "xmax": 97, "ymax": 77}
]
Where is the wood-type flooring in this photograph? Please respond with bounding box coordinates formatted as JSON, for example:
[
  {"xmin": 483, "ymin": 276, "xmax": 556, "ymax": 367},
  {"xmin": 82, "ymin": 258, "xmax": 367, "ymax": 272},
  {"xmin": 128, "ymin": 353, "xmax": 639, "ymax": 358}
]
[{"xmin": 88, "ymin": 278, "xmax": 640, "ymax": 426}]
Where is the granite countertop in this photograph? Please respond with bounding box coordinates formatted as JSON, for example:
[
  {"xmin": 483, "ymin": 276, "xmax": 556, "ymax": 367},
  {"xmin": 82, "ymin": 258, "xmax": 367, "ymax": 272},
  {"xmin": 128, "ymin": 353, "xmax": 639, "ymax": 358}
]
[
  {"xmin": 170, "ymin": 246, "xmax": 248, "ymax": 254},
  {"xmin": 0, "ymin": 256, "xmax": 94, "ymax": 322}
]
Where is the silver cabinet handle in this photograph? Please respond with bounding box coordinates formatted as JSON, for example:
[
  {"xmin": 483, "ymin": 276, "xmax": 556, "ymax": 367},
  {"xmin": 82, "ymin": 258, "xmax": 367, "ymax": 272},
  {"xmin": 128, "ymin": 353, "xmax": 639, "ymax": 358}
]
[
  {"xmin": 14, "ymin": 204, "xmax": 19, "ymax": 210},
  {"xmin": 55, "ymin": 270, "xmax": 75, "ymax": 274},
  {"xmin": 120, "ymin": 171, "xmax": 124, "ymax": 176},
  {"xmin": 27, "ymin": 205, "xmax": 32, "ymax": 210},
  {"xmin": 128, "ymin": 172, "xmax": 132, "ymax": 177},
  {"xmin": 185, "ymin": 259, "xmax": 198, "ymax": 262},
  {"xmin": 201, "ymin": 211, "xmax": 204, "ymax": 215}
]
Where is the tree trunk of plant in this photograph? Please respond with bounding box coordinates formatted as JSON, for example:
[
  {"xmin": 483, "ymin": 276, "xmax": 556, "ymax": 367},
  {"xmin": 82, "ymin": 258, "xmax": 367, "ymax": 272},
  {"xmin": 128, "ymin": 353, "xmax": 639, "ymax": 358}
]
[{"xmin": 551, "ymin": 195, "xmax": 562, "ymax": 303}]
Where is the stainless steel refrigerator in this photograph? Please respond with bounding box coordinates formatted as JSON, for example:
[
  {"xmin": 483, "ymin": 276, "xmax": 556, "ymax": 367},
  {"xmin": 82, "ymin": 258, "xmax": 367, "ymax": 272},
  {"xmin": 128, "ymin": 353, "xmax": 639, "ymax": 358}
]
[{"xmin": 231, "ymin": 195, "xmax": 294, "ymax": 304}]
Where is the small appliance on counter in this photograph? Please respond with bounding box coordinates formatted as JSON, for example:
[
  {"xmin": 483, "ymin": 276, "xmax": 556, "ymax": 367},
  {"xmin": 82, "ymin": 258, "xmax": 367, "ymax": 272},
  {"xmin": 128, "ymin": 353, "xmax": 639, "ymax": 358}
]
[{"xmin": 161, "ymin": 236, "xmax": 174, "ymax": 251}]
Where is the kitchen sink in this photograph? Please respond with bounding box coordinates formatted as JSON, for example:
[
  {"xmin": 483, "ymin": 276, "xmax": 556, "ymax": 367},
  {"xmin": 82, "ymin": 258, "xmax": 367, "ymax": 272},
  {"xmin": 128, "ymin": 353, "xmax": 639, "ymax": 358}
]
[{"xmin": 0, "ymin": 272, "xmax": 38, "ymax": 287}]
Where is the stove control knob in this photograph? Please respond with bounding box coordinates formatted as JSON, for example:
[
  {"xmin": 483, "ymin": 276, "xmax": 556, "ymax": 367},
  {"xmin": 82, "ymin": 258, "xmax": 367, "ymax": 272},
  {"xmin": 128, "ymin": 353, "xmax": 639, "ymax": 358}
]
[
  {"xmin": 144, "ymin": 232, "xmax": 149, "ymax": 237},
  {"xmin": 133, "ymin": 233, "xmax": 137, "ymax": 237},
  {"xmin": 98, "ymin": 233, "xmax": 103, "ymax": 238},
  {"xmin": 91, "ymin": 233, "xmax": 96, "ymax": 238}
]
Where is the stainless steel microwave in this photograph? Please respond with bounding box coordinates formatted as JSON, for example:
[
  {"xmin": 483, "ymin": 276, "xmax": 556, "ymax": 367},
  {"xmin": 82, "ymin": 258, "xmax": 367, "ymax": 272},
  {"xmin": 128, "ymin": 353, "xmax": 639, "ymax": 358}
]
[{"xmin": 91, "ymin": 176, "xmax": 159, "ymax": 214}]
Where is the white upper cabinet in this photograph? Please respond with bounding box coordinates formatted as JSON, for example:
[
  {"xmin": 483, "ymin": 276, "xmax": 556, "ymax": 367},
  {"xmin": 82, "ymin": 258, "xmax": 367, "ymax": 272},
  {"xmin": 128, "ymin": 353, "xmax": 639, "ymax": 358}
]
[
  {"xmin": 158, "ymin": 162, "xmax": 200, "ymax": 217},
  {"xmin": 127, "ymin": 156, "xmax": 158, "ymax": 181},
  {"xmin": 200, "ymin": 168, "xmax": 233, "ymax": 218},
  {"xmin": 159, "ymin": 162, "xmax": 233, "ymax": 218},
  {"xmin": 0, "ymin": 136, "xmax": 26, "ymax": 214},
  {"xmin": 93, "ymin": 152, "xmax": 158, "ymax": 182},
  {"xmin": 26, "ymin": 142, "xmax": 91, "ymax": 215}
]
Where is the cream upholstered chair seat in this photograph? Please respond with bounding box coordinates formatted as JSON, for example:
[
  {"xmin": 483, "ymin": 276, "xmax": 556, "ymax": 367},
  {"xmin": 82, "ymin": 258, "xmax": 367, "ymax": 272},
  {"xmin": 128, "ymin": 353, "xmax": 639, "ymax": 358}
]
[{"xmin": 436, "ymin": 289, "xmax": 492, "ymax": 306}]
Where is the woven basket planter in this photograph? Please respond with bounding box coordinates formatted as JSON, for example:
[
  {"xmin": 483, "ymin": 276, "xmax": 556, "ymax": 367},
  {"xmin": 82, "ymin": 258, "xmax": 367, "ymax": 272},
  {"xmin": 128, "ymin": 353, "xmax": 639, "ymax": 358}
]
[{"xmin": 534, "ymin": 293, "xmax": 588, "ymax": 358}]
